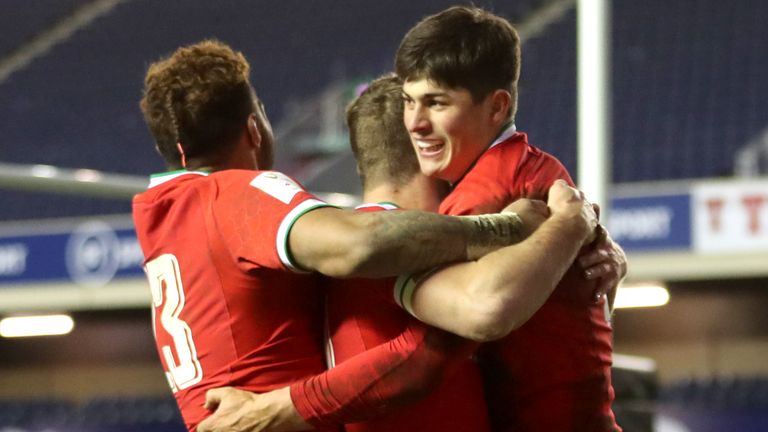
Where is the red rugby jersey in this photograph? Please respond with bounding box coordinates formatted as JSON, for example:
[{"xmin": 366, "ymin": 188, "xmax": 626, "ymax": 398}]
[
  {"xmin": 132, "ymin": 169, "xmax": 334, "ymax": 431},
  {"xmin": 324, "ymin": 203, "xmax": 490, "ymax": 432},
  {"xmin": 439, "ymin": 127, "xmax": 621, "ymax": 432}
]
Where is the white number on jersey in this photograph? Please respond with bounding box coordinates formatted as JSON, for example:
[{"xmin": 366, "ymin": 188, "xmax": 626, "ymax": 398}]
[{"xmin": 146, "ymin": 254, "xmax": 203, "ymax": 392}]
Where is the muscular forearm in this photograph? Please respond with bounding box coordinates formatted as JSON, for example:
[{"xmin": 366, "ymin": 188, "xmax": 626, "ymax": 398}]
[
  {"xmin": 290, "ymin": 207, "xmax": 525, "ymax": 278},
  {"xmin": 290, "ymin": 323, "xmax": 477, "ymax": 427},
  {"xmin": 411, "ymin": 212, "xmax": 590, "ymax": 341},
  {"xmin": 356, "ymin": 210, "xmax": 525, "ymax": 277},
  {"xmin": 474, "ymin": 212, "xmax": 590, "ymax": 336}
]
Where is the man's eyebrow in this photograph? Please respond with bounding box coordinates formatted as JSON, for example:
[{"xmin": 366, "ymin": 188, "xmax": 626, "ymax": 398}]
[{"xmin": 403, "ymin": 91, "xmax": 450, "ymax": 99}]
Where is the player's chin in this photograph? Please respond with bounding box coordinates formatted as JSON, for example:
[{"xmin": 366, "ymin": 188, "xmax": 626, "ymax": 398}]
[{"xmin": 418, "ymin": 160, "xmax": 444, "ymax": 179}]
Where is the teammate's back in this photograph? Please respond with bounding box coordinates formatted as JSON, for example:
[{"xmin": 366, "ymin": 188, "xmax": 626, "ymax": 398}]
[
  {"xmin": 134, "ymin": 169, "xmax": 329, "ymax": 429},
  {"xmin": 325, "ymin": 204, "xmax": 490, "ymax": 432}
]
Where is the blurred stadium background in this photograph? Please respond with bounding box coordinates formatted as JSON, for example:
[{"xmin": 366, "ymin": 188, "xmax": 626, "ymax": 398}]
[{"xmin": 1, "ymin": 0, "xmax": 767, "ymax": 431}]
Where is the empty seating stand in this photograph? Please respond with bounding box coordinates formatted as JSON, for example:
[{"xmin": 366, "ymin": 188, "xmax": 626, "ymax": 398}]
[
  {"xmin": 0, "ymin": 0, "xmax": 766, "ymax": 221},
  {"xmin": 0, "ymin": 396, "xmax": 185, "ymax": 432},
  {"xmin": 658, "ymin": 376, "xmax": 768, "ymax": 432},
  {"xmin": 2, "ymin": 380, "xmax": 768, "ymax": 432}
]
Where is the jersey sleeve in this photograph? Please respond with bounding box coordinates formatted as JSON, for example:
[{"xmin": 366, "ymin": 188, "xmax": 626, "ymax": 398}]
[
  {"xmin": 290, "ymin": 321, "xmax": 478, "ymax": 426},
  {"xmin": 216, "ymin": 170, "xmax": 333, "ymax": 272},
  {"xmin": 392, "ymin": 268, "xmax": 440, "ymax": 318}
]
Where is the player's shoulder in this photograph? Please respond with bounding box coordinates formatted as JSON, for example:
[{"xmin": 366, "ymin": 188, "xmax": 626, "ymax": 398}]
[
  {"xmin": 493, "ymin": 131, "xmax": 566, "ymax": 168},
  {"xmin": 135, "ymin": 170, "xmax": 210, "ymax": 202},
  {"xmin": 465, "ymin": 132, "xmax": 535, "ymax": 179},
  {"xmin": 490, "ymin": 131, "xmax": 542, "ymax": 157},
  {"xmin": 209, "ymin": 169, "xmax": 275, "ymax": 185},
  {"xmin": 209, "ymin": 169, "xmax": 309, "ymax": 199}
]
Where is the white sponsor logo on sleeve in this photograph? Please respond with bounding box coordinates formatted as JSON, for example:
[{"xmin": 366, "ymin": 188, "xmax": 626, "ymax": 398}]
[{"xmin": 250, "ymin": 172, "xmax": 303, "ymax": 204}]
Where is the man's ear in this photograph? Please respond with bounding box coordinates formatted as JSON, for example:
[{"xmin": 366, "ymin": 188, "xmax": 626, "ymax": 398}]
[
  {"xmin": 489, "ymin": 89, "xmax": 512, "ymax": 125},
  {"xmin": 246, "ymin": 113, "xmax": 262, "ymax": 150}
]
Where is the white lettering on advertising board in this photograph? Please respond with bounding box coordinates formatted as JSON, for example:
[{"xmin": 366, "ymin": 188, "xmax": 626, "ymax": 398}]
[
  {"xmin": 693, "ymin": 180, "xmax": 768, "ymax": 253},
  {"xmin": 609, "ymin": 207, "xmax": 673, "ymax": 241}
]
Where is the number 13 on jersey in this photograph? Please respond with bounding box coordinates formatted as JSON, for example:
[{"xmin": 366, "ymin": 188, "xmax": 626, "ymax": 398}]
[{"xmin": 146, "ymin": 254, "xmax": 203, "ymax": 392}]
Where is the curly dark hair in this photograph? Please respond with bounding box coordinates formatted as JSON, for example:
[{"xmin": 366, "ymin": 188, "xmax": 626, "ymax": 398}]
[{"xmin": 140, "ymin": 39, "xmax": 256, "ymax": 169}]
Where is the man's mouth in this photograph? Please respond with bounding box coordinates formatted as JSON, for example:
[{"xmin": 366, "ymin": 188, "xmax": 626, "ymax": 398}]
[{"xmin": 415, "ymin": 140, "xmax": 445, "ymax": 156}]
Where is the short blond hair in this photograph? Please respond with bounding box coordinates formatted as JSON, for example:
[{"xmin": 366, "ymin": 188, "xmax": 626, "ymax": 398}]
[{"xmin": 347, "ymin": 74, "xmax": 421, "ymax": 189}]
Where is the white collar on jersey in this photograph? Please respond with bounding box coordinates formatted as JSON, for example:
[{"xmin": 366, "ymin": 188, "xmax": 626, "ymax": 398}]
[
  {"xmin": 147, "ymin": 170, "xmax": 208, "ymax": 189},
  {"xmin": 450, "ymin": 124, "xmax": 519, "ymax": 188},
  {"xmin": 488, "ymin": 123, "xmax": 517, "ymax": 150},
  {"xmin": 355, "ymin": 202, "xmax": 400, "ymax": 211}
]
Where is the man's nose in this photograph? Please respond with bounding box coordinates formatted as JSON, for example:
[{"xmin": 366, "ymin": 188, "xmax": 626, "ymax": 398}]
[{"xmin": 406, "ymin": 107, "xmax": 429, "ymax": 134}]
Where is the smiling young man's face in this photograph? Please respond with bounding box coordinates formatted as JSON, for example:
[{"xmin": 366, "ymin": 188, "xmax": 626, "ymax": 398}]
[{"xmin": 402, "ymin": 78, "xmax": 502, "ymax": 183}]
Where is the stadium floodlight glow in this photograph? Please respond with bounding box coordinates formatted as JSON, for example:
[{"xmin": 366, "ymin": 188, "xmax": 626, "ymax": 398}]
[
  {"xmin": 614, "ymin": 283, "xmax": 670, "ymax": 309},
  {"xmin": 73, "ymin": 168, "xmax": 103, "ymax": 183},
  {"xmin": 30, "ymin": 164, "xmax": 59, "ymax": 178},
  {"xmin": 0, "ymin": 314, "xmax": 75, "ymax": 338}
]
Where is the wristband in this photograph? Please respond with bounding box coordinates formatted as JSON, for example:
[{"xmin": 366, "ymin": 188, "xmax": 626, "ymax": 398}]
[
  {"xmin": 463, "ymin": 212, "xmax": 524, "ymax": 259},
  {"xmin": 393, "ymin": 274, "xmax": 419, "ymax": 317},
  {"xmin": 392, "ymin": 268, "xmax": 440, "ymax": 318}
]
